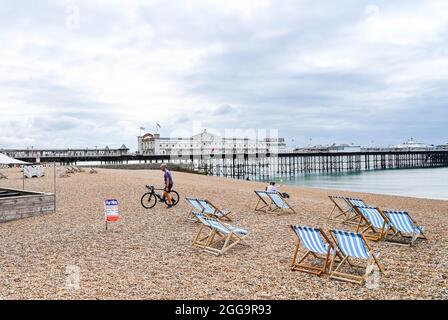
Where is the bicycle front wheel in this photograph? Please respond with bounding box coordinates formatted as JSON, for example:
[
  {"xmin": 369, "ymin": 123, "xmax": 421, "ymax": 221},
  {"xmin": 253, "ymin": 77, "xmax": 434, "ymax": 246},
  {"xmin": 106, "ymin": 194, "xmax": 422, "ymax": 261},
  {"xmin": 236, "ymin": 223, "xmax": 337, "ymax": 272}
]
[
  {"xmin": 165, "ymin": 190, "xmax": 180, "ymax": 206},
  {"xmin": 141, "ymin": 193, "xmax": 157, "ymax": 209}
]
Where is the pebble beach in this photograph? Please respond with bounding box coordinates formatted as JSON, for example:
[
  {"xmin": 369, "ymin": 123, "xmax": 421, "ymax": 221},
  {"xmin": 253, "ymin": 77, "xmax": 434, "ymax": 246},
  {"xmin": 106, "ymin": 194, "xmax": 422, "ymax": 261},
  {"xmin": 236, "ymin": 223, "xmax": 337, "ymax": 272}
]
[{"xmin": 0, "ymin": 167, "xmax": 447, "ymax": 300}]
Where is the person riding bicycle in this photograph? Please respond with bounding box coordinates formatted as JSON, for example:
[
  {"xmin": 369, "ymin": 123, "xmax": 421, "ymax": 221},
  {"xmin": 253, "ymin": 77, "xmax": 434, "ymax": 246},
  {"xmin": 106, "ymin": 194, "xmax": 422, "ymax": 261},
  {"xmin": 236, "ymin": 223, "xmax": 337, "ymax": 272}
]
[{"xmin": 160, "ymin": 164, "xmax": 174, "ymax": 208}]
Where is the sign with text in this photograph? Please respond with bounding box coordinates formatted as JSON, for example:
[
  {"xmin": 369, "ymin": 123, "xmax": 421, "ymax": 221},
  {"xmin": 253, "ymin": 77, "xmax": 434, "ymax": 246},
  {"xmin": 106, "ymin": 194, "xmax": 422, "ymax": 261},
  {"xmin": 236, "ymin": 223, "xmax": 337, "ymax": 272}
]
[{"xmin": 104, "ymin": 199, "xmax": 119, "ymax": 222}]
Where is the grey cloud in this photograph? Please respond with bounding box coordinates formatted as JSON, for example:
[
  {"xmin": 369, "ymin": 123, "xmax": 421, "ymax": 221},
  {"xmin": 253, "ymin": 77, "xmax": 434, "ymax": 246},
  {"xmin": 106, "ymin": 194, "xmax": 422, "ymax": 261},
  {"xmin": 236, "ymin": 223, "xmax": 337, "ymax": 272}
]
[{"xmin": 0, "ymin": 0, "xmax": 447, "ymax": 150}]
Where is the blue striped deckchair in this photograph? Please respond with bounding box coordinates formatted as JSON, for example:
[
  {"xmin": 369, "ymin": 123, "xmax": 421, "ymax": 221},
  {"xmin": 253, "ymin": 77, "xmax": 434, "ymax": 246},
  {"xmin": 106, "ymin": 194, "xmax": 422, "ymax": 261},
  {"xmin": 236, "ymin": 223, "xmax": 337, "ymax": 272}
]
[
  {"xmin": 328, "ymin": 196, "xmax": 369, "ymax": 224},
  {"xmin": 186, "ymin": 197, "xmax": 206, "ymax": 220},
  {"xmin": 265, "ymin": 192, "xmax": 297, "ymax": 215},
  {"xmin": 346, "ymin": 198, "xmax": 367, "ymax": 208},
  {"xmin": 185, "ymin": 197, "xmax": 232, "ymax": 221},
  {"xmin": 384, "ymin": 211, "xmax": 427, "ymax": 246},
  {"xmin": 254, "ymin": 191, "xmax": 271, "ymax": 212},
  {"xmin": 192, "ymin": 212, "xmax": 249, "ymax": 256},
  {"xmin": 355, "ymin": 206, "xmax": 395, "ymax": 242},
  {"xmin": 329, "ymin": 229, "xmax": 385, "ymax": 284},
  {"xmin": 197, "ymin": 199, "xmax": 232, "ymax": 221},
  {"xmin": 290, "ymin": 225, "xmax": 342, "ymax": 276}
]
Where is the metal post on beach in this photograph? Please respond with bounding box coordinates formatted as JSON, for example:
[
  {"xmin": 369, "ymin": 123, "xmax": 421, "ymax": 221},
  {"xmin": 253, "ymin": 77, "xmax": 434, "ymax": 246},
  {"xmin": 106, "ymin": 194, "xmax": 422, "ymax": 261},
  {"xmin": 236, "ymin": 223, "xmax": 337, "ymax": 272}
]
[
  {"xmin": 22, "ymin": 165, "xmax": 25, "ymax": 190},
  {"xmin": 53, "ymin": 161, "xmax": 57, "ymax": 212}
]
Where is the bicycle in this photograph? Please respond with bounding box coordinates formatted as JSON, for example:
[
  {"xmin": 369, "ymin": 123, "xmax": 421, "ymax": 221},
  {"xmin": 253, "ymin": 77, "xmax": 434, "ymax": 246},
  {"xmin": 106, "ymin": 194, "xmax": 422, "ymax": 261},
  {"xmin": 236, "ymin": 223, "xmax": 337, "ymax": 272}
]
[{"xmin": 140, "ymin": 185, "xmax": 180, "ymax": 209}]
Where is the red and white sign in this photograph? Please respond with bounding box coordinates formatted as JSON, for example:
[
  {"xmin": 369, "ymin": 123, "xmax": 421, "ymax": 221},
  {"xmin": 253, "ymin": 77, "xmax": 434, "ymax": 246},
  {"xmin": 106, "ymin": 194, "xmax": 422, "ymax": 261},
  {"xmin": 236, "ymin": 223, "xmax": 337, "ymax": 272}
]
[{"xmin": 104, "ymin": 199, "xmax": 119, "ymax": 222}]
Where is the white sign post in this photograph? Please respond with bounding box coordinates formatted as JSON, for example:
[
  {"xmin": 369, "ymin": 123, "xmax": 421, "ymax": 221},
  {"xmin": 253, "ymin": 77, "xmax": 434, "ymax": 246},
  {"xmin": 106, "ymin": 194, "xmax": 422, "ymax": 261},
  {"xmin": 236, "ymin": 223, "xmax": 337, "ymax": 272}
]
[{"xmin": 104, "ymin": 199, "xmax": 119, "ymax": 230}]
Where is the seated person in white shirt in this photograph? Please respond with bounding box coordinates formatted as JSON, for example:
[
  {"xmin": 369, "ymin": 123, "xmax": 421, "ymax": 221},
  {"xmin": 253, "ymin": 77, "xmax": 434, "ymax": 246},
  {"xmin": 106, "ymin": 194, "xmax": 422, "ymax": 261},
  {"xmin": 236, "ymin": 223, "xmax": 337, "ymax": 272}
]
[{"xmin": 266, "ymin": 182, "xmax": 290, "ymax": 199}]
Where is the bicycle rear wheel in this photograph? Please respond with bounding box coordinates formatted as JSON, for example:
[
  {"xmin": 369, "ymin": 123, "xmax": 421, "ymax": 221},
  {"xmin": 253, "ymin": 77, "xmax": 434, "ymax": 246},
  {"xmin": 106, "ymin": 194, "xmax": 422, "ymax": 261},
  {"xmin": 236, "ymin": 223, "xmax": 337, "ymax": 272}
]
[
  {"xmin": 141, "ymin": 192, "xmax": 157, "ymax": 209},
  {"xmin": 165, "ymin": 190, "xmax": 180, "ymax": 206}
]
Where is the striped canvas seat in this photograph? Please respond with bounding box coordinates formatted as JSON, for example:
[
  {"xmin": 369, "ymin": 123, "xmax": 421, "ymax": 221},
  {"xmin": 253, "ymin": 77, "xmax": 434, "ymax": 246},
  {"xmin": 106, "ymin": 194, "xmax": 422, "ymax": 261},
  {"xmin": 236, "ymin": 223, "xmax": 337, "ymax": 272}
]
[
  {"xmin": 329, "ymin": 229, "xmax": 385, "ymax": 284},
  {"xmin": 357, "ymin": 207, "xmax": 388, "ymax": 229},
  {"xmin": 206, "ymin": 219, "xmax": 248, "ymax": 236},
  {"xmin": 331, "ymin": 230, "xmax": 370, "ymax": 259},
  {"xmin": 186, "ymin": 197, "xmax": 205, "ymax": 212},
  {"xmin": 186, "ymin": 197, "xmax": 232, "ymax": 221},
  {"xmin": 384, "ymin": 211, "xmax": 422, "ymax": 234},
  {"xmin": 255, "ymin": 190, "xmax": 270, "ymax": 198},
  {"xmin": 264, "ymin": 192, "xmax": 297, "ymax": 215},
  {"xmin": 346, "ymin": 198, "xmax": 367, "ymax": 208},
  {"xmin": 192, "ymin": 212, "xmax": 249, "ymax": 256},
  {"xmin": 354, "ymin": 206, "xmax": 392, "ymax": 241},
  {"xmin": 292, "ymin": 226, "xmax": 332, "ymax": 255},
  {"xmin": 198, "ymin": 200, "xmax": 229, "ymax": 219},
  {"xmin": 268, "ymin": 192, "xmax": 290, "ymax": 209}
]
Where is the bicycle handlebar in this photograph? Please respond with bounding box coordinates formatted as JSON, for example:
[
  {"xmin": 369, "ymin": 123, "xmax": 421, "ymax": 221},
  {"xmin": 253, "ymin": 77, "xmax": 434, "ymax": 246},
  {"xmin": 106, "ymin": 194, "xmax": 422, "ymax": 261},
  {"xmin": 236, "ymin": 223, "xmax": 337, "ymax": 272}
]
[{"xmin": 146, "ymin": 185, "xmax": 168, "ymax": 191}]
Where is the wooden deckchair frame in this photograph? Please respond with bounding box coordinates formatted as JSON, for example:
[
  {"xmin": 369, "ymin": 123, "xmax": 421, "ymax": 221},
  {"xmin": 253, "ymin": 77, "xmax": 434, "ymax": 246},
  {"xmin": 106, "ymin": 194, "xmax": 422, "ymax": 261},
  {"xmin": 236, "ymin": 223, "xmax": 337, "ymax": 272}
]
[
  {"xmin": 192, "ymin": 223, "xmax": 214, "ymax": 248},
  {"xmin": 254, "ymin": 191, "xmax": 270, "ymax": 212},
  {"xmin": 384, "ymin": 211, "xmax": 428, "ymax": 246},
  {"xmin": 328, "ymin": 196, "xmax": 360, "ymax": 224},
  {"xmin": 290, "ymin": 226, "xmax": 343, "ymax": 276},
  {"xmin": 354, "ymin": 206, "xmax": 397, "ymax": 242},
  {"xmin": 328, "ymin": 196, "xmax": 352, "ymax": 222},
  {"xmin": 265, "ymin": 192, "xmax": 297, "ymax": 215},
  {"xmin": 328, "ymin": 196, "xmax": 366, "ymax": 225},
  {"xmin": 329, "ymin": 231, "xmax": 385, "ymax": 285},
  {"xmin": 192, "ymin": 215, "xmax": 249, "ymax": 256}
]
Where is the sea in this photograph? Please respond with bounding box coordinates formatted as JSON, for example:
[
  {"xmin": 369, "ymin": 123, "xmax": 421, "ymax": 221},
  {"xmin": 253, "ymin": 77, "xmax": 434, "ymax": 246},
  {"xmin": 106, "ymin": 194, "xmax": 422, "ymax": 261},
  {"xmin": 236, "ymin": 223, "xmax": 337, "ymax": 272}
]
[
  {"xmin": 77, "ymin": 160, "xmax": 448, "ymax": 201},
  {"xmin": 260, "ymin": 167, "xmax": 448, "ymax": 201}
]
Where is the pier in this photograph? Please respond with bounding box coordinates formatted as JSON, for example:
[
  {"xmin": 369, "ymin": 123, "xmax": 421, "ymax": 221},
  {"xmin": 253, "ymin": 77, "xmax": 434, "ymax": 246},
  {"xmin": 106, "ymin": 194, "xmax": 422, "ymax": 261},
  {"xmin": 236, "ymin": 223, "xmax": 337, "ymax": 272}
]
[{"xmin": 2, "ymin": 148, "xmax": 448, "ymax": 179}]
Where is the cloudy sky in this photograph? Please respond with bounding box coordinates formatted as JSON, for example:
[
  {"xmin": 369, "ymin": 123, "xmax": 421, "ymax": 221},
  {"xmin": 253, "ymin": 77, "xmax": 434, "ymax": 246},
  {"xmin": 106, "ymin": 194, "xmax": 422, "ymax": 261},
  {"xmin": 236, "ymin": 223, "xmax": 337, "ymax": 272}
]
[{"xmin": 0, "ymin": 0, "xmax": 447, "ymax": 150}]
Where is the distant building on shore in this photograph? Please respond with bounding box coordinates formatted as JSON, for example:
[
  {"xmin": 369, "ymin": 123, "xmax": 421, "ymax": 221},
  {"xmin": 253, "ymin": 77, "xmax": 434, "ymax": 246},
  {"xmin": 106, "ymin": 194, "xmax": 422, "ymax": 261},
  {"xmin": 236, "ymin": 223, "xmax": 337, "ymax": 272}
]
[
  {"xmin": 390, "ymin": 138, "xmax": 434, "ymax": 151},
  {"xmin": 1, "ymin": 145, "xmax": 130, "ymax": 160},
  {"xmin": 437, "ymin": 142, "xmax": 448, "ymax": 150},
  {"xmin": 137, "ymin": 130, "xmax": 287, "ymax": 155}
]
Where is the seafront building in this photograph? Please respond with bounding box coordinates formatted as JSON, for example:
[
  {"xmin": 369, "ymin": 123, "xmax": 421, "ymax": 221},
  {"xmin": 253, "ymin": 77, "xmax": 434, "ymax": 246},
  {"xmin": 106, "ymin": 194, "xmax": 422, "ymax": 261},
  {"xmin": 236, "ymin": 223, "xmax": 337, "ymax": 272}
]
[
  {"xmin": 390, "ymin": 138, "xmax": 435, "ymax": 151},
  {"xmin": 437, "ymin": 143, "xmax": 448, "ymax": 150},
  {"xmin": 137, "ymin": 130, "xmax": 288, "ymax": 156},
  {"xmin": 0, "ymin": 145, "xmax": 130, "ymax": 161},
  {"xmin": 296, "ymin": 144, "xmax": 362, "ymax": 153}
]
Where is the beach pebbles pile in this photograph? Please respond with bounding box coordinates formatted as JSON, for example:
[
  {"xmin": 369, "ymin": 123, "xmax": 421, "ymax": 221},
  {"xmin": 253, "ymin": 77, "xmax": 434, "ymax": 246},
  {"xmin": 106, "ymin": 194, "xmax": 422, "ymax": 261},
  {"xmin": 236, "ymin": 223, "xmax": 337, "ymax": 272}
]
[{"xmin": 0, "ymin": 167, "xmax": 446, "ymax": 299}]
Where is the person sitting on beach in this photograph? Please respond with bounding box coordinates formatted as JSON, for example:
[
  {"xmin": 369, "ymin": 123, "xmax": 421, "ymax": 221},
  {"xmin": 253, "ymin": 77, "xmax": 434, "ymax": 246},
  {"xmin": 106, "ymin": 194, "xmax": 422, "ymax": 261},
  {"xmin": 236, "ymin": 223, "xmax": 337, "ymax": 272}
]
[
  {"xmin": 160, "ymin": 163, "xmax": 174, "ymax": 208},
  {"xmin": 266, "ymin": 182, "xmax": 290, "ymax": 199}
]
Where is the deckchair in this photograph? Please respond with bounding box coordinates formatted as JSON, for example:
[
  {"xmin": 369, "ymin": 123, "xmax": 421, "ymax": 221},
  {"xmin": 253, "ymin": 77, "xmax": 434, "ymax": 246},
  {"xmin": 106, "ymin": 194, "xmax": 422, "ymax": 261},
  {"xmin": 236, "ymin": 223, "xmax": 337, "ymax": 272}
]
[
  {"xmin": 328, "ymin": 196, "xmax": 368, "ymax": 224},
  {"xmin": 186, "ymin": 197, "xmax": 207, "ymax": 220},
  {"xmin": 290, "ymin": 225, "xmax": 342, "ymax": 276},
  {"xmin": 384, "ymin": 210, "xmax": 427, "ymax": 246},
  {"xmin": 265, "ymin": 192, "xmax": 297, "ymax": 215},
  {"xmin": 254, "ymin": 191, "xmax": 271, "ymax": 212},
  {"xmin": 0, "ymin": 172, "xmax": 7, "ymax": 180},
  {"xmin": 185, "ymin": 197, "xmax": 232, "ymax": 221},
  {"xmin": 354, "ymin": 206, "xmax": 395, "ymax": 242},
  {"xmin": 197, "ymin": 199, "xmax": 232, "ymax": 221},
  {"xmin": 329, "ymin": 229, "xmax": 385, "ymax": 285},
  {"xmin": 192, "ymin": 212, "xmax": 249, "ymax": 256}
]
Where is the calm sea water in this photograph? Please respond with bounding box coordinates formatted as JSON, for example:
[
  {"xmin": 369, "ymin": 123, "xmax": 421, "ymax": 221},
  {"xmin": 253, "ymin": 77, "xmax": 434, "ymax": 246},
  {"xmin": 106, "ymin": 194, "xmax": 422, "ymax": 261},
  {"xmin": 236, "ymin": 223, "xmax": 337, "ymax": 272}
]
[{"xmin": 261, "ymin": 167, "xmax": 448, "ymax": 201}]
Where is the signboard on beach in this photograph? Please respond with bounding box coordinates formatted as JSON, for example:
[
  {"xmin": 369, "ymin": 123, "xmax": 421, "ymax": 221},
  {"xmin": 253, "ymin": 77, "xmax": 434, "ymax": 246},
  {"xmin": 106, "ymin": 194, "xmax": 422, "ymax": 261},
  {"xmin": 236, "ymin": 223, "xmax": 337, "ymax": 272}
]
[{"xmin": 104, "ymin": 199, "xmax": 119, "ymax": 226}]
